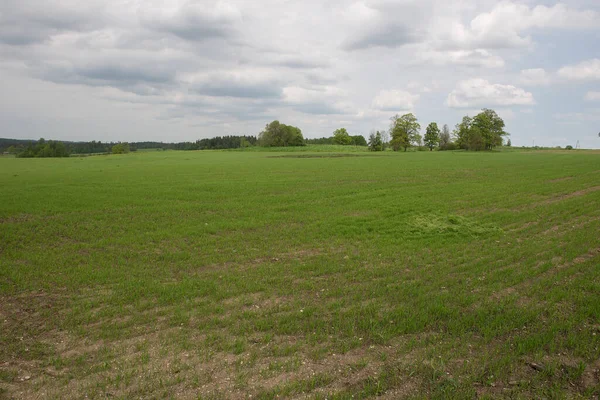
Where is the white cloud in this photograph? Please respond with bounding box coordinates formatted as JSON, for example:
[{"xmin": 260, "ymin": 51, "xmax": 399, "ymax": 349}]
[
  {"xmin": 519, "ymin": 68, "xmax": 551, "ymax": 86},
  {"xmin": 417, "ymin": 48, "xmax": 505, "ymax": 68},
  {"xmin": 282, "ymin": 86, "xmax": 354, "ymax": 115},
  {"xmin": 371, "ymin": 90, "xmax": 419, "ymax": 111},
  {"xmin": 585, "ymin": 91, "xmax": 600, "ymax": 101},
  {"xmin": 428, "ymin": 2, "xmax": 600, "ymax": 51},
  {"xmin": 558, "ymin": 59, "xmax": 600, "ymax": 81},
  {"xmin": 446, "ymin": 79, "xmax": 535, "ymax": 108},
  {"xmin": 461, "ymin": 2, "xmax": 599, "ymax": 49}
]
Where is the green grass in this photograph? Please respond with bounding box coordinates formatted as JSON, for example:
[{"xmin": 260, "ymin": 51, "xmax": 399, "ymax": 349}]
[{"xmin": 1, "ymin": 149, "xmax": 599, "ymax": 399}]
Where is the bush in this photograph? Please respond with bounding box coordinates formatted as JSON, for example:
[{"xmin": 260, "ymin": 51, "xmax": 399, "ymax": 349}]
[
  {"xmin": 439, "ymin": 142, "xmax": 457, "ymax": 151},
  {"xmin": 565, "ymin": 145, "xmax": 573, "ymax": 150},
  {"xmin": 112, "ymin": 143, "xmax": 130, "ymax": 154}
]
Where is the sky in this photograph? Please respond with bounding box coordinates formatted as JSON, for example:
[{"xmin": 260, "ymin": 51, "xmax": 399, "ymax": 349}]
[{"xmin": 1, "ymin": 0, "xmax": 599, "ymax": 148}]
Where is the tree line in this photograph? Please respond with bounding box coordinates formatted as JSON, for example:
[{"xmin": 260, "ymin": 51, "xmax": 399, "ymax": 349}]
[
  {"xmin": 367, "ymin": 108, "xmax": 509, "ymax": 152},
  {"xmin": 1, "ymin": 109, "xmax": 510, "ymax": 157},
  {"xmin": 1, "ymin": 136, "xmax": 260, "ymax": 157}
]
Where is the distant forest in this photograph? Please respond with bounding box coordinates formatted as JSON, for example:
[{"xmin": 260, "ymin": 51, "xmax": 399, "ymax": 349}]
[{"xmin": 0, "ymin": 136, "xmax": 259, "ymax": 157}]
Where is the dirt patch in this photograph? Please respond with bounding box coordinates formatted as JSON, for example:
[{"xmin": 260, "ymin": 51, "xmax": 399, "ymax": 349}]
[
  {"xmin": 513, "ymin": 185, "xmax": 600, "ymax": 211},
  {"xmin": 514, "ymin": 246, "xmax": 600, "ymax": 291},
  {"xmin": 541, "ymin": 185, "xmax": 600, "ymax": 205},
  {"xmin": 507, "ymin": 220, "xmax": 539, "ymax": 232},
  {"xmin": 581, "ymin": 358, "xmax": 600, "ymax": 392},
  {"xmin": 547, "ymin": 176, "xmax": 573, "ymax": 183}
]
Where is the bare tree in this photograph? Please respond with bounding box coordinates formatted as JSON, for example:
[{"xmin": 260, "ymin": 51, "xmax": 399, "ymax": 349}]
[{"xmin": 439, "ymin": 124, "xmax": 451, "ymax": 149}]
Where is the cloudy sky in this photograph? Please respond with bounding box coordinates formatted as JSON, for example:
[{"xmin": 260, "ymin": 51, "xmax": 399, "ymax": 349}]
[{"xmin": 1, "ymin": 0, "xmax": 599, "ymax": 147}]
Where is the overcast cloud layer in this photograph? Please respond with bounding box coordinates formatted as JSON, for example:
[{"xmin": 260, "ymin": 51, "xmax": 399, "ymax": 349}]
[{"xmin": 1, "ymin": 0, "xmax": 599, "ymax": 148}]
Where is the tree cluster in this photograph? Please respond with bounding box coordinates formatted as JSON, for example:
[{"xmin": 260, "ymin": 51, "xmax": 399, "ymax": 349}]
[
  {"xmin": 367, "ymin": 108, "xmax": 508, "ymax": 152},
  {"xmin": 258, "ymin": 121, "xmax": 305, "ymax": 147},
  {"xmin": 112, "ymin": 143, "xmax": 130, "ymax": 154},
  {"xmin": 368, "ymin": 131, "xmax": 385, "ymax": 151},
  {"xmin": 0, "ymin": 137, "xmax": 262, "ymax": 154},
  {"xmin": 15, "ymin": 138, "xmax": 71, "ymax": 158},
  {"xmin": 196, "ymin": 135, "xmax": 257, "ymax": 150},
  {"xmin": 305, "ymin": 137, "xmax": 335, "ymax": 145},
  {"xmin": 331, "ymin": 128, "xmax": 367, "ymax": 146},
  {"xmin": 304, "ymin": 129, "xmax": 367, "ymax": 146},
  {"xmin": 453, "ymin": 109, "xmax": 508, "ymax": 151}
]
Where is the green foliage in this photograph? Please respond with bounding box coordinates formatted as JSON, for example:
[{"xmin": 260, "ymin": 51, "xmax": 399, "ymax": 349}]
[
  {"xmin": 389, "ymin": 113, "xmax": 421, "ymax": 152},
  {"xmin": 331, "ymin": 129, "xmax": 367, "ymax": 146},
  {"xmin": 332, "ymin": 128, "xmax": 352, "ymax": 145},
  {"xmin": 506, "ymin": 138, "xmax": 512, "ymax": 147},
  {"xmin": 196, "ymin": 135, "xmax": 257, "ymax": 150},
  {"xmin": 368, "ymin": 131, "xmax": 383, "ymax": 151},
  {"xmin": 454, "ymin": 109, "xmax": 508, "ymax": 151},
  {"xmin": 258, "ymin": 121, "xmax": 305, "ymax": 147},
  {"xmin": 453, "ymin": 116, "xmax": 472, "ymax": 150},
  {"xmin": 424, "ymin": 122, "xmax": 440, "ymax": 151},
  {"xmin": 16, "ymin": 138, "xmax": 71, "ymax": 158},
  {"xmin": 111, "ymin": 143, "xmax": 130, "ymax": 154},
  {"xmin": 305, "ymin": 137, "xmax": 334, "ymax": 145},
  {"xmin": 473, "ymin": 108, "xmax": 507, "ymax": 150},
  {"xmin": 566, "ymin": 145, "xmax": 573, "ymax": 150},
  {"xmin": 239, "ymin": 137, "xmax": 251, "ymax": 149},
  {"xmin": 351, "ymin": 135, "xmax": 368, "ymax": 146}
]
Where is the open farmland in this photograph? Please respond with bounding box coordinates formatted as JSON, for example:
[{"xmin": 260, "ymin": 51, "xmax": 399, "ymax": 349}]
[{"xmin": 1, "ymin": 149, "xmax": 599, "ymax": 399}]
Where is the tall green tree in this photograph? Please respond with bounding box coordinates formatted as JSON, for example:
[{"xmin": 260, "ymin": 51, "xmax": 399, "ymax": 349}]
[
  {"xmin": 112, "ymin": 143, "xmax": 130, "ymax": 154},
  {"xmin": 453, "ymin": 116, "xmax": 473, "ymax": 150},
  {"xmin": 389, "ymin": 113, "xmax": 421, "ymax": 152},
  {"xmin": 332, "ymin": 128, "xmax": 352, "ymax": 145},
  {"xmin": 368, "ymin": 131, "xmax": 383, "ymax": 151},
  {"xmin": 454, "ymin": 109, "xmax": 508, "ymax": 151},
  {"xmin": 472, "ymin": 109, "xmax": 507, "ymax": 150},
  {"xmin": 258, "ymin": 120, "xmax": 304, "ymax": 147},
  {"xmin": 424, "ymin": 122, "xmax": 440, "ymax": 151},
  {"xmin": 351, "ymin": 135, "xmax": 368, "ymax": 146}
]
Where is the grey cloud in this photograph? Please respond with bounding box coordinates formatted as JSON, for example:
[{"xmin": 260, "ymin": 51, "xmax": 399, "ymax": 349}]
[
  {"xmin": 140, "ymin": 2, "xmax": 241, "ymax": 42},
  {"xmin": 191, "ymin": 77, "xmax": 283, "ymax": 99},
  {"xmin": 343, "ymin": 24, "xmax": 420, "ymax": 50},
  {"xmin": 161, "ymin": 98, "xmax": 278, "ymax": 123},
  {"xmin": 37, "ymin": 61, "xmax": 177, "ymax": 96},
  {"xmin": 0, "ymin": 0, "xmax": 105, "ymax": 45},
  {"xmin": 75, "ymin": 65, "xmax": 174, "ymax": 84},
  {"xmin": 292, "ymin": 103, "xmax": 347, "ymax": 115},
  {"xmin": 275, "ymin": 57, "xmax": 329, "ymax": 70}
]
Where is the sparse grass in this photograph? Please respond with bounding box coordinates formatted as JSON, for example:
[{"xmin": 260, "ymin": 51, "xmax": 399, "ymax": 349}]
[{"xmin": 1, "ymin": 149, "xmax": 599, "ymax": 399}]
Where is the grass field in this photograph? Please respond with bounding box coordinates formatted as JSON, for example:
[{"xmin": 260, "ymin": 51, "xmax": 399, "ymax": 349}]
[{"xmin": 1, "ymin": 149, "xmax": 599, "ymax": 399}]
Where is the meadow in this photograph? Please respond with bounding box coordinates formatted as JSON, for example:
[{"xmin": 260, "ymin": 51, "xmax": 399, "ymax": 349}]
[{"xmin": 0, "ymin": 148, "xmax": 599, "ymax": 399}]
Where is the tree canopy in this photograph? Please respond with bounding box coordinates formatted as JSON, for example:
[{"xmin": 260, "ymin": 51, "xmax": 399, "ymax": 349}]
[
  {"xmin": 390, "ymin": 113, "xmax": 421, "ymax": 152},
  {"xmin": 258, "ymin": 121, "xmax": 305, "ymax": 147},
  {"xmin": 332, "ymin": 128, "xmax": 352, "ymax": 145},
  {"xmin": 112, "ymin": 143, "xmax": 130, "ymax": 154},
  {"xmin": 424, "ymin": 122, "xmax": 440, "ymax": 151},
  {"xmin": 454, "ymin": 109, "xmax": 508, "ymax": 151},
  {"xmin": 368, "ymin": 131, "xmax": 383, "ymax": 151},
  {"xmin": 16, "ymin": 138, "xmax": 71, "ymax": 158}
]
